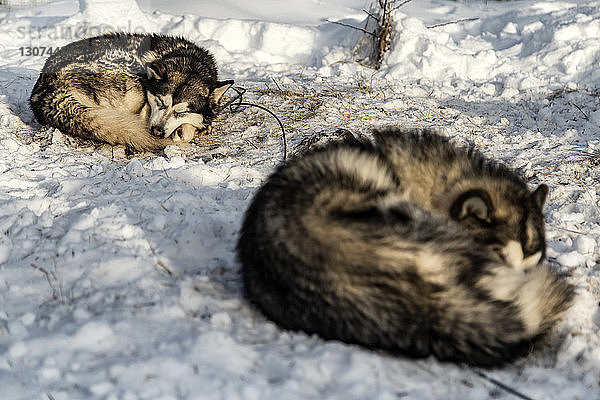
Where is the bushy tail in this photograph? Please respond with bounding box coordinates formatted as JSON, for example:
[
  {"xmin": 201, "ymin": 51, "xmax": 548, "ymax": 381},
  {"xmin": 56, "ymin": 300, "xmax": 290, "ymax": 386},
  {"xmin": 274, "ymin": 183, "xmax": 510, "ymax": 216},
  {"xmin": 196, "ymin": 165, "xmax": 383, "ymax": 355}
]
[
  {"xmin": 84, "ymin": 108, "xmax": 181, "ymax": 152},
  {"xmin": 30, "ymin": 77, "xmax": 178, "ymax": 152},
  {"xmin": 435, "ymin": 262, "xmax": 574, "ymax": 366}
]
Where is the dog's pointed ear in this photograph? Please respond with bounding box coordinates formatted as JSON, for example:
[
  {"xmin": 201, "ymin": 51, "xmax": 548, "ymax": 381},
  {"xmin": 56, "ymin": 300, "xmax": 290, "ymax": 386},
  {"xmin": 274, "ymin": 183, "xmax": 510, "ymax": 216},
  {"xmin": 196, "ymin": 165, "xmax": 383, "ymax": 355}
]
[
  {"xmin": 145, "ymin": 64, "xmax": 162, "ymax": 80},
  {"xmin": 450, "ymin": 189, "xmax": 493, "ymax": 223},
  {"xmin": 211, "ymin": 80, "xmax": 234, "ymax": 103},
  {"xmin": 531, "ymin": 184, "xmax": 548, "ymax": 210}
]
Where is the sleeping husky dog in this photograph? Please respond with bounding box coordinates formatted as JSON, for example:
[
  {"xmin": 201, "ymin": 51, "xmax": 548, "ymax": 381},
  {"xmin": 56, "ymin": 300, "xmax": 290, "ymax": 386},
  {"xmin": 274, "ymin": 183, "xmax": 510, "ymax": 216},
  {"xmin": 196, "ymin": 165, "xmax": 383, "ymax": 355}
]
[
  {"xmin": 30, "ymin": 33, "xmax": 232, "ymax": 152},
  {"xmin": 237, "ymin": 128, "xmax": 574, "ymax": 367}
]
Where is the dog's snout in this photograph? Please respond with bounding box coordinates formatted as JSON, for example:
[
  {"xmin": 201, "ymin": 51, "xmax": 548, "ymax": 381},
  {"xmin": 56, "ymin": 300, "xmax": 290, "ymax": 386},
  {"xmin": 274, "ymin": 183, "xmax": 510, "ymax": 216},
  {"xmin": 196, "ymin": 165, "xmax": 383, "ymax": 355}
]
[{"xmin": 150, "ymin": 126, "xmax": 164, "ymax": 137}]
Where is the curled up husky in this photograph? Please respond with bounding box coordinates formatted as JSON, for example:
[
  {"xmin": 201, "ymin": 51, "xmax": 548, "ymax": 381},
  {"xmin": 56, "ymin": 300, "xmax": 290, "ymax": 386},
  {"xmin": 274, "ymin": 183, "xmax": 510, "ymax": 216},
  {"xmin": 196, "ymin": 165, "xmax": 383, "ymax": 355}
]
[
  {"xmin": 30, "ymin": 33, "xmax": 232, "ymax": 152},
  {"xmin": 237, "ymin": 128, "xmax": 574, "ymax": 367}
]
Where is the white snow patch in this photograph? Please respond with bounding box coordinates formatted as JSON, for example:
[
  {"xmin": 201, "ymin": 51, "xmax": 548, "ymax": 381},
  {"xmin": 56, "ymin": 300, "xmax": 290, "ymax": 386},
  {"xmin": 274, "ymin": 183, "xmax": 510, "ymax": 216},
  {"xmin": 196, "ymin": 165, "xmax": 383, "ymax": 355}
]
[{"xmin": 71, "ymin": 322, "xmax": 118, "ymax": 352}]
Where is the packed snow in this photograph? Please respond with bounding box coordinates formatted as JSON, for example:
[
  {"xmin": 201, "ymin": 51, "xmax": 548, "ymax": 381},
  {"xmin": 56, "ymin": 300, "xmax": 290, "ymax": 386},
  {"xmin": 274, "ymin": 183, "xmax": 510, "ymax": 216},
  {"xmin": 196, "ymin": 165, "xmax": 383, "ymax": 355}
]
[{"xmin": 0, "ymin": 0, "xmax": 599, "ymax": 399}]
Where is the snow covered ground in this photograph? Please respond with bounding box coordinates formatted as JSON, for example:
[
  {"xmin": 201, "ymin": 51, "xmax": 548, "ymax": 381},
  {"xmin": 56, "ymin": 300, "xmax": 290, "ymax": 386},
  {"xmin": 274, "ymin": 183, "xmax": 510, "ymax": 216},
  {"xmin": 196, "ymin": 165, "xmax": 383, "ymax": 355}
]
[{"xmin": 0, "ymin": 0, "xmax": 599, "ymax": 398}]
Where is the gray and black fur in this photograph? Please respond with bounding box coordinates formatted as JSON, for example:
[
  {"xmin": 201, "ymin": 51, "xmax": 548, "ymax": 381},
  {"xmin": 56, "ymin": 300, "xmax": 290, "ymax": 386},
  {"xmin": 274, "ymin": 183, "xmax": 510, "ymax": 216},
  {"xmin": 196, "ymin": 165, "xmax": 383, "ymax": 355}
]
[
  {"xmin": 30, "ymin": 33, "xmax": 232, "ymax": 152},
  {"xmin": 237, "ymin": 128, "xmax": 574, "ymax": 367}
]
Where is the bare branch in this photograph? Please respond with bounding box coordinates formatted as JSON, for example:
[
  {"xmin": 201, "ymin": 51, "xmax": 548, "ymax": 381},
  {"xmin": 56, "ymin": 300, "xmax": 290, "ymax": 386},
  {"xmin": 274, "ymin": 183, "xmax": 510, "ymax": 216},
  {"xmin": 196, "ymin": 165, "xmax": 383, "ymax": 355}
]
[
  {"xmin": 571, "ymin": 102, "xmax": 589, "ymax": 120},
  {"xmin": 427, "ymin": 17, "xmax": 479, "ymax": 29},
  {"xmin": 30, "ymin": 263, "xmax": 59, "ymax": 300},
  {"xmin": 271, "ymin": 77, "xmax": 283, "ymax": 92},
  {"xmin": 393, "ymin": 0, "xmax": 413, "ymax": 11},
  {"xmin": 362, "ymin": 9, "xmax": 380, "ymax": 22},
  {"xmin": 327, "ymin": 19, "xmax": 376, "ymax": 37}
]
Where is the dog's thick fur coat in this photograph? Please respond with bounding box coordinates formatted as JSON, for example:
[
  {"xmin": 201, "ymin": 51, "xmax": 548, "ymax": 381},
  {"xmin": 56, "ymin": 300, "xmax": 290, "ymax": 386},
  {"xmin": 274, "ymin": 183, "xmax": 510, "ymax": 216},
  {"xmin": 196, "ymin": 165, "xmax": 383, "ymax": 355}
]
[{"xmin": 238, "ymin": 128, "xmax": 573, "ymax": 367}]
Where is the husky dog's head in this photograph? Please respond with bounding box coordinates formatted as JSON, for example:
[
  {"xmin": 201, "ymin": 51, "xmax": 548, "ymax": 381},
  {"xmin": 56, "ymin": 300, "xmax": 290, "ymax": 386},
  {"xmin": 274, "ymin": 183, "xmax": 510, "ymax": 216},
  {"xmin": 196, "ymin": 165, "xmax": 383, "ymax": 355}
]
[
  {"xmin": 449, "ymin": 184, "xmax": 549, "ymax": 270},
  {"xmin": 143, "ymin": 63, "xmax": 232, "ymax": 142}
]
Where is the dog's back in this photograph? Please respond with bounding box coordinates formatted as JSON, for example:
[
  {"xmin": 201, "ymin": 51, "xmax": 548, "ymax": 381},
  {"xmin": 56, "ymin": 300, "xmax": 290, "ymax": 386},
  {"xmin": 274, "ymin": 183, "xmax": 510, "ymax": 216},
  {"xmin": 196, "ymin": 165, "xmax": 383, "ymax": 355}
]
[{"xmin": 238, "ymin": 128, "xmax": 573, "ymax": 366}]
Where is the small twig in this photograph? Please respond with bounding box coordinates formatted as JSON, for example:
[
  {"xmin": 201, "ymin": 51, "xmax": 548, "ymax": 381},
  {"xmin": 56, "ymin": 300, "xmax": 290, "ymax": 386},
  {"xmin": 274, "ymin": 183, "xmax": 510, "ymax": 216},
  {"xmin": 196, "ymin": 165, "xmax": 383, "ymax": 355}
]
[
  {"xmin": 245, "ymin": 139, "xmax": 259, "ymax": 150},
  {"xmin": 30, "ymin": 263, "xmax": 59, "ymax": 301},
  {"xmin": 427, "ymin": 17, "xmax": 479, "ymax": 29},
  {"xmin": 271, "ymin": 77, "xmax": 283, "ymax": 92},
  {"xmin": 146, "ymin": 239, "xmax": 173, "ymax": 276},
  {"xmin": 571, "ymin": 102, "xmax": 589, "ymax": 120},
  {"xmin": 128, "ymin": 301, "xmax": 156, "ymax": 309},
  {"xmin": 50, "ymin": 258, "xmax": 64, "ymax": 303},
  {"xmin": 362, "ymin": 9, "xmax": 380, "ymax": 22},
  {"xmin": 46, "ymin": 393, "xmax": 56, "ymax": 400},
  {"xmin": 474, "ymin": 370, "xmax": 535, "ymax": 400},
  {"xmin": 327, "ymin": 19, "xmax": 376, "ymax": 37},
  {"xmin": 546, "ymin": 223, "xmax": 584, "ymax": 235},
  {"xmin": 393, "ymin": 0, "xmax": 413, "ymax": 11}
]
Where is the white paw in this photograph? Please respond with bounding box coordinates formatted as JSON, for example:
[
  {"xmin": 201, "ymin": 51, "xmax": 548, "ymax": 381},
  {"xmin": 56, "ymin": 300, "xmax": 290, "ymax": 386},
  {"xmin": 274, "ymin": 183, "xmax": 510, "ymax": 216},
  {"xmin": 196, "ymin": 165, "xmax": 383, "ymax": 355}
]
[
  {"xmin": 501, "ymin": 240, "xmax": 542, "ymax": 271},
  {"xmin": 170, "ymin": 124, "xmax": 196, "ymax": 142}
]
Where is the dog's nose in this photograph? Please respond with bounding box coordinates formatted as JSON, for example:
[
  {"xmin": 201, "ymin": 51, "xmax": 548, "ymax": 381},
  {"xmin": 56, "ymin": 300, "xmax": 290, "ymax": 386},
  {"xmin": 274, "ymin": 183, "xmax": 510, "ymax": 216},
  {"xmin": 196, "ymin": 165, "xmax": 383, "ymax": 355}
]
[{"xmin": 150, "ymin": 126, "xmax": 164, "ymax": 137}]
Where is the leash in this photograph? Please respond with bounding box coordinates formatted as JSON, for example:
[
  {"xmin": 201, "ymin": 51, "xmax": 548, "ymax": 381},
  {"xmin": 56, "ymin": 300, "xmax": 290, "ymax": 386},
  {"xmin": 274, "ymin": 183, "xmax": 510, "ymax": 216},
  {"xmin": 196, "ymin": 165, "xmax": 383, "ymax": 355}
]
[{"xmin": 221, "ymin": 86, "xmax": 287, "ymax": 162}]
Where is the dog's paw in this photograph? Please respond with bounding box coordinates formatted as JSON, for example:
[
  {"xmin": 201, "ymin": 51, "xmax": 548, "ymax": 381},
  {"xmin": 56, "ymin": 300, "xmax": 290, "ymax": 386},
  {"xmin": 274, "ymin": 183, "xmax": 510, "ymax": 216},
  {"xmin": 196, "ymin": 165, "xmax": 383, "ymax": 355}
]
[
  {"xmin": 501, "ymin": 240, "xmax": 542, "ymax": 271},
  {"xmin": 170, "ymin": 123, "xmax": 196, "ymax": 142}
]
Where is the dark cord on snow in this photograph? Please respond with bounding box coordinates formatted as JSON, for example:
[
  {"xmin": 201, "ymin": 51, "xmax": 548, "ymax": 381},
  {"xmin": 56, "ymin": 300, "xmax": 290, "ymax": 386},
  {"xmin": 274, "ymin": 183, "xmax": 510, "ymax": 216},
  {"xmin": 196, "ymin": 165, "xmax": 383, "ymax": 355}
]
[
  {"xmin": 473, "ymin": 369, "xmax": 535, "ymax": 400},
  {"xmin": 221, "ymin": 86, "xmax": 287, "ymax": 162}
]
